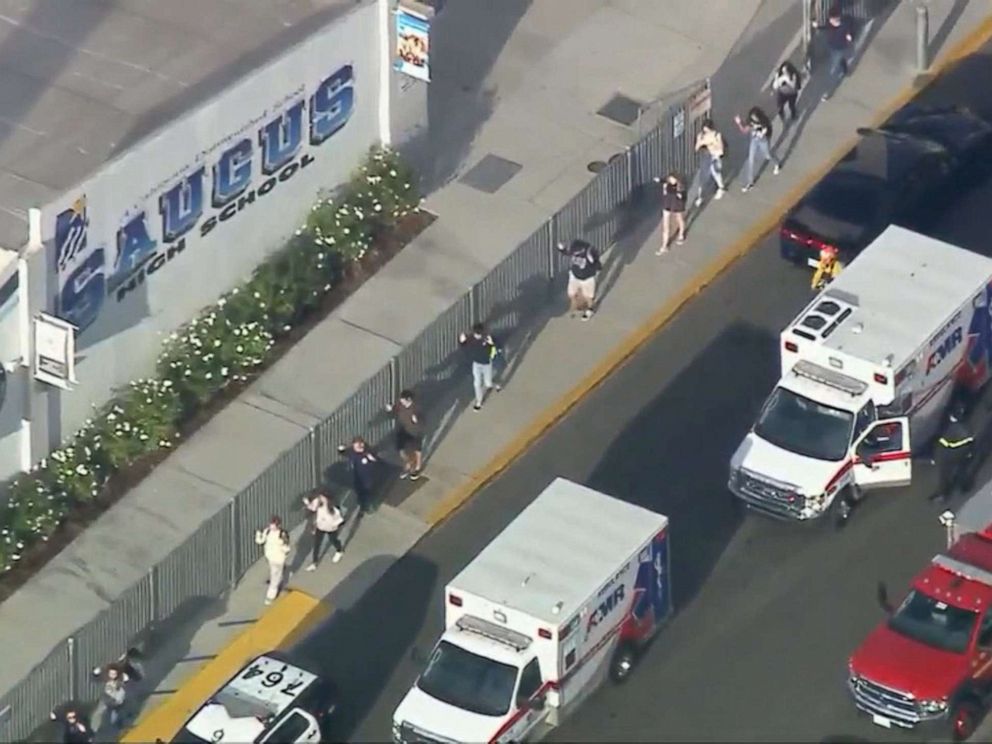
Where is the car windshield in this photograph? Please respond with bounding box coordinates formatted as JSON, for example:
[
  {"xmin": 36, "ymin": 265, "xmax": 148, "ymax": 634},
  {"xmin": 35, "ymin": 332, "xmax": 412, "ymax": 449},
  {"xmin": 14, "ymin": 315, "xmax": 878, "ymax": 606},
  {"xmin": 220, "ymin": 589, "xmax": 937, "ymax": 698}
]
[
  {"xmin": 805, "ymin": 174, "xmax": 884, "ymax": 226},
  {"xmin": 754, "ymin": 387, "xmax": 854, "ymax": 461},
  {"xmin": 888, "ymin": 590, "xmax": 978, "ymax": 654},
  {"xmin": 417, "ymin": 641, "xmax": 518, "ymax": 717}
]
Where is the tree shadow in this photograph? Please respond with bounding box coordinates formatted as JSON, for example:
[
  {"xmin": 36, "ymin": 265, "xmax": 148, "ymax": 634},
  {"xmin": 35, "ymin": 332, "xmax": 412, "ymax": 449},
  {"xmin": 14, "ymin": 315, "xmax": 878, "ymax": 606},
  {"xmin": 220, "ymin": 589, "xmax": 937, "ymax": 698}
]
[
  {"xmin": 27, "ymin": 596, "xmax": 226, "ymax": 742},
  {"xmin": 287, "ymin": 554, "xmax": 437, "ymax": 741},
  {"xmin": 401, "ymin": 0, "xmax": 533, "ymax": 196},
  {"xmin": 586, "ymin": 322, "xmax": 779, "ymax": 610}
]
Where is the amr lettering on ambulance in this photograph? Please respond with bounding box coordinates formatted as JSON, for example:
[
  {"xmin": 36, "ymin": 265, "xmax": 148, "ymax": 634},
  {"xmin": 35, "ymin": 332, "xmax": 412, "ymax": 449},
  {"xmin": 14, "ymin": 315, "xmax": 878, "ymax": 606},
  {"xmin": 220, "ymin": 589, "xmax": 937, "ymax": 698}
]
[{"xmin": 53, "ymin": 64, "xmax": 356, "ymax": 336}]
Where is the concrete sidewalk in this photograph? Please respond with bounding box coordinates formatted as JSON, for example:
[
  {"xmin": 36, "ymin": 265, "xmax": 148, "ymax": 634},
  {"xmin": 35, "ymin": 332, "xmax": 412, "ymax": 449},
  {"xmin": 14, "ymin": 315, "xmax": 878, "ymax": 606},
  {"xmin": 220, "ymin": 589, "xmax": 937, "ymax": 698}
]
[{"xmin": 29, "ymin": 0, "xmax": 992, "ymax": 739}]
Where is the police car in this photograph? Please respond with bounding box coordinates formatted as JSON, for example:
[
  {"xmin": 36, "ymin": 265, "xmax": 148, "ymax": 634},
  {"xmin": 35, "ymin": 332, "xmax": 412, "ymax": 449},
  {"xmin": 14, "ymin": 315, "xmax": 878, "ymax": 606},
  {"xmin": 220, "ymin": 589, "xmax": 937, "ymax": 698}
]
[{"xmin": 171, "ymin": 652, "xmax": 337, "ymax": 743}]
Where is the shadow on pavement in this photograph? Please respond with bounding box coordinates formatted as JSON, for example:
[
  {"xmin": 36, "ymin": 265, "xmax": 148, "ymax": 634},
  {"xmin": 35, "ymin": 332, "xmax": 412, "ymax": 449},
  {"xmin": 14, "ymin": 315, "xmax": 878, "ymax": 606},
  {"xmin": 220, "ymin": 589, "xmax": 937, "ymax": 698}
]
[
  {"xmin": 288, "ymin": 554, "xmax": 437, "ymax": 741},
  {"xmin": 587, "ymin": 322, "xmax": 779, "ymax": 609},
  {"xmin": 404, "ymin": 0, "xmax": 533, "ymax": 195}
]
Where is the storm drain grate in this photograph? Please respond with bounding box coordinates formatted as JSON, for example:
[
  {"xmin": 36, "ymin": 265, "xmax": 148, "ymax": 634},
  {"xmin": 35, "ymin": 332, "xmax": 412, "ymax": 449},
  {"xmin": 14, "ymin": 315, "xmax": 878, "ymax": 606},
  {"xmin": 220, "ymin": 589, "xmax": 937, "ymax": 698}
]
[
  {"xmin": 459, "ymin": 154, "xmax": 522, "ymax": 193},
  {"xmin": 597, "ymin": 93, "xmax": 643, "ymax": 126}
]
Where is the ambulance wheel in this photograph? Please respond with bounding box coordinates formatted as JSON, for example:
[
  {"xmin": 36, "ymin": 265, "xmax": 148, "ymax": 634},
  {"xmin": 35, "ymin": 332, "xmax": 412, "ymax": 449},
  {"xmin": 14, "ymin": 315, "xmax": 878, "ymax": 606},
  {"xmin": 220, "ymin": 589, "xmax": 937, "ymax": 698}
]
[
  {"xmin": 609, "ymin": 643, "xmax": 637, "ymax": 684},
  {"xmin": 827, "ymin": 488, "xmax": 856, "ymax": 530},
  {"xmin": 950, "ymin": 698, "xmax": 982, "ymax": 741}
]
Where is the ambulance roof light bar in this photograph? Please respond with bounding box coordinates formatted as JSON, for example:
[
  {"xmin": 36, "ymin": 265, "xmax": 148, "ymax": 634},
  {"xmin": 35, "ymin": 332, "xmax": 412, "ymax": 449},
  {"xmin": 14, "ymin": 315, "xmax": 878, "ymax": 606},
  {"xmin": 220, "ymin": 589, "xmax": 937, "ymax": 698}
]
[
  {"xmin": 792, "ymin": 359, "xmax": 868, "ymax": 396},
  {"xmin": 455, "ymin": 615, "xmax": 533, "ymax": 652}
]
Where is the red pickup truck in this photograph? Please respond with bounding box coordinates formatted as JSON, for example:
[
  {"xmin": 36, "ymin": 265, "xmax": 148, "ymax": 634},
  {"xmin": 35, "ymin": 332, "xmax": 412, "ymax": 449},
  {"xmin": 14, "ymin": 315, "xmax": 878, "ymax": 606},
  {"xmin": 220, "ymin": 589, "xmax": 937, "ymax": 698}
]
[{"xmin": 847, "ymin": 512, "xmax": 992, "ymax": 741}]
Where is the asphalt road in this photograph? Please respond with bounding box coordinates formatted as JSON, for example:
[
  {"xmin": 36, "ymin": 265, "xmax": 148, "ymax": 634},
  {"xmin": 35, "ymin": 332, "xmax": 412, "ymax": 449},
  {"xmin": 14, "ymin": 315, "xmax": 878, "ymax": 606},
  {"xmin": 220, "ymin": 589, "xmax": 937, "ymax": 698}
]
[{"xmin": 294, "ymin": 47, "xmax": 992, "ymax": 743}]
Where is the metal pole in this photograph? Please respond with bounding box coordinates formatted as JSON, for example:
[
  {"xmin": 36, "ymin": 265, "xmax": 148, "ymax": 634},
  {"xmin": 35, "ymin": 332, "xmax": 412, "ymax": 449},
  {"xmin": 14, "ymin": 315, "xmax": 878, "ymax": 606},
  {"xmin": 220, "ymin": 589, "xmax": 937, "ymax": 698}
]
[
  {"xmin": 67, "ymin": 637, "xmax": 76, "ymax": 700},
  {"xmin": 916, "ymin": 3, "xmax": 930, "ymax": 73},
  {"xmin": 228, "ymin": 501, "xmax": 238, "ymax": 589}
]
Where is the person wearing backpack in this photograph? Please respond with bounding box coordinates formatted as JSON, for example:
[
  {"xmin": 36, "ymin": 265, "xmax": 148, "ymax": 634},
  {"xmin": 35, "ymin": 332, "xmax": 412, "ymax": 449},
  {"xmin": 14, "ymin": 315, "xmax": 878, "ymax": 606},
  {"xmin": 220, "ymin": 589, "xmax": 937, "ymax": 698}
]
[{"xmin": 303, "ymin": 489, "xmax": 345, "ymax": 570}]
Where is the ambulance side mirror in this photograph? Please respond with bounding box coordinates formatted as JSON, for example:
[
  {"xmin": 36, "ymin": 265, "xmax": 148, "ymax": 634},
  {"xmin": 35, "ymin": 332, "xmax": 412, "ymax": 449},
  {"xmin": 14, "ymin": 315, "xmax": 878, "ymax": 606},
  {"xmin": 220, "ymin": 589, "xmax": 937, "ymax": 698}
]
[{"xmin": 876, "ymin": 581, "xmax": 894, "ymax": 615}]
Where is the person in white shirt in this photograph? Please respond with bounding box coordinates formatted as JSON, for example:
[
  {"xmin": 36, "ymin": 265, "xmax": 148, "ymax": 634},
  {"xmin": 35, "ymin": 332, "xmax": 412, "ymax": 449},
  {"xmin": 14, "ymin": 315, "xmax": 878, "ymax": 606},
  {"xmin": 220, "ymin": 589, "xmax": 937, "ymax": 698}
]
[
  {"xmin": 771, "ymin": 61, "xmax": 801, "ymax": 124},
  {"xmin": 303, "ymin": 489, "xmax": 345, "ymax": 570},
  {"xmin": 255, "ymin": 515, "xmax": 291, "ymax": 605}
]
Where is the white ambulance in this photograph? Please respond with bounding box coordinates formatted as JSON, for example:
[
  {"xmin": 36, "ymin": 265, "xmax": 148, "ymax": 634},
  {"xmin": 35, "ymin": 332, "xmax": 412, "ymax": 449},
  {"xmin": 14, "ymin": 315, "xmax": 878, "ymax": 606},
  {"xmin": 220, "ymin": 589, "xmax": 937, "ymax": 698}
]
[
  {"xmin": 729, "ymin": 225, "xmax": 992, "ymax": 525},
  {"xmin": 392, "ymin": 478, "xmax": 672, "ymax": 743}
]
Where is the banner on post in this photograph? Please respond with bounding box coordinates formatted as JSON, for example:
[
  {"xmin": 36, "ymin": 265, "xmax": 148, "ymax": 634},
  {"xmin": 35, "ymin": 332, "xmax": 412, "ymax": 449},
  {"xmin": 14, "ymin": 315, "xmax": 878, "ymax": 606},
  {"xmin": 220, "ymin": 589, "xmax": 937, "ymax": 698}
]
[
  {"xmin": 34, "ymin": 312, "xmax": 77, "ymax": 389},
  {"xmin": 395, "ymin": 5, "xmax": 431, "ymax": 82}
]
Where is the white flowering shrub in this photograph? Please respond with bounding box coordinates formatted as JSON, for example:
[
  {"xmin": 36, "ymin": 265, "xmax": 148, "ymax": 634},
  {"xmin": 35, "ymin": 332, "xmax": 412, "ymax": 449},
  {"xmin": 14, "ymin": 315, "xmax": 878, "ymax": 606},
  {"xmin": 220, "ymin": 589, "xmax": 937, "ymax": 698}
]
[
  {"xmin": 43, "ymin": 424, "xmax": 107, "ymax": 504},
  {"xmin": 0, "ymin": 476, "xmax": 66, "ymax": 570},
  {"xmin": 158, "ymin": 309, "xmax": 274, "ymax": 407},
  {"xmin": 0, "ymin": 147, "xmax": 420, "ymax": 572},
  {"xmin": 95, "ymin": 379, "xmax": 182, "ymax": 469}
]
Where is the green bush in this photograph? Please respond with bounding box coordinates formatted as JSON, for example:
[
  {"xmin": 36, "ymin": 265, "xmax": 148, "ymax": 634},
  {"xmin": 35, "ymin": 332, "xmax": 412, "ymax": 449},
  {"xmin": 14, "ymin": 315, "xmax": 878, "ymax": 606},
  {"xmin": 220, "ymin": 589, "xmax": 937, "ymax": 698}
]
[{"xmin": 0, "ymin": 146, "xmax": 419, "ymax": 573}]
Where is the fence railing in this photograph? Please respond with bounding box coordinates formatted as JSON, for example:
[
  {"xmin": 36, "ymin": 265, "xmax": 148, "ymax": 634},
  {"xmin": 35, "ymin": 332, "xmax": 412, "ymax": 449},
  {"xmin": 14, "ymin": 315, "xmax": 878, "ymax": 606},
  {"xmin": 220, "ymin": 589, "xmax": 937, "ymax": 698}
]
[{"xmin": 0, "ymin": 77, "xmax": 711, "ymax": 742}]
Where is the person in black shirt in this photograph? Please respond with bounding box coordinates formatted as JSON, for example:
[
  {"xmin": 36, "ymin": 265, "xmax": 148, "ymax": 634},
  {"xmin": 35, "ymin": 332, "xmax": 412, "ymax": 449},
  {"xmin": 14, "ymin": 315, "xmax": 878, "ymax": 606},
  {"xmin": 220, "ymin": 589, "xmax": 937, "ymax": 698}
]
[
  {"xmin": 51, "ymin": 706, "xmax": 94, "ymax": 744},
  {"xmin": 814, "ymin": 6, "xmax": 854, "ymax": 100},
  {"xmin": 337, "ymin": 436, "xmax": 379, "ymax": 513},
  {"xmin": 735, "ymin": 106, "xmax": 781, "ymax": 192},
  {"xmin": 459, "ymin": 323, "xmax": 501, "ymax": 411},
  {"xmin": 656, "ymin": 173, "xmax": 686, "ymax": 255},
  {"xmin": 556, "ymin": 239, "xmax": 602, "ymax": 320}
]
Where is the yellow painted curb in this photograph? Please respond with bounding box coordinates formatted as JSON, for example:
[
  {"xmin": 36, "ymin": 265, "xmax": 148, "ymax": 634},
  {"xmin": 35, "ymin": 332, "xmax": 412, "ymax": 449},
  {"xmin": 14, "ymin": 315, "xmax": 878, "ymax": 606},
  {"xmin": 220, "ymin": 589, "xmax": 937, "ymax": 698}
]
[
  {"xmin": 122, "ymin": 590, "xmax": 329, "ymax": 743},
  {"xmin": 426, "ymin": 12, "xmax": 992, "ymax": 526}
]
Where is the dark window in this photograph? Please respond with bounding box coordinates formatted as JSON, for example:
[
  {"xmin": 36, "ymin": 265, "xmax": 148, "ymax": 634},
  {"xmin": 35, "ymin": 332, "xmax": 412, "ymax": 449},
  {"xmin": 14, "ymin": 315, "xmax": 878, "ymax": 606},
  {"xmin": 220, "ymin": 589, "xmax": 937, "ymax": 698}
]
[
  {"xmin": 264, "ymin": 710, "xmax": 311, "ymax": 743},
  {"xmin": 979, "ymin": 611, "xmax": 992, "ymax": 648},
  {"xmin": 852, "ymin": 401, "xmax": 877, "ymax": 443},
  {"xmin": 801, "ymin": 315, "xmax": 827, "ymax": 331},
  {"xmin": 815, "ymin": 300, "xmax": 841, "ymax": 316},
  {"xmin": 517, "ymin": 658, "xmax": 543, "ymax": 703},
  {"xmin": 857, "ymin": 420, "xmax": 903, "ymax": 460}
]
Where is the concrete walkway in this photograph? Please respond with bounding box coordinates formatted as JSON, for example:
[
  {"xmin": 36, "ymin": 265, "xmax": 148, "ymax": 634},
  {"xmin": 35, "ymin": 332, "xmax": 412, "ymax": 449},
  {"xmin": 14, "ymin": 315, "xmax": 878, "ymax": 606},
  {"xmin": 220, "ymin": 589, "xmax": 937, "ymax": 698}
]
[{"xmin": 24, "ymin": 0, "xmax": 992, "ymax": 739}]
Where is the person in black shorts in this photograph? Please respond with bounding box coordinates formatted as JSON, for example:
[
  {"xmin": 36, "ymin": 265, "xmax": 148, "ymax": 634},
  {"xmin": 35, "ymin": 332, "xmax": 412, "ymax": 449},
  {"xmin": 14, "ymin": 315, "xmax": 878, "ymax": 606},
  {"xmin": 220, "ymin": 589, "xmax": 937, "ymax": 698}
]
[
  {"xmin": 656, "ymin": 172, "xmax": 686, "ymax": 254},
  {"xmin": 387, "ymin": 389, "xmax": 424, "ymax": 479}
]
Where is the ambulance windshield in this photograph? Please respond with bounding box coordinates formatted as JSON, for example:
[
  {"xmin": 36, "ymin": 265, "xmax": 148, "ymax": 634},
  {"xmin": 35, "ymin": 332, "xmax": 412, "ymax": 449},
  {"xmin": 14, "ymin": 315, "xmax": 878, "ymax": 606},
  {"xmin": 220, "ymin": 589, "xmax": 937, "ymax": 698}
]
[
  {"xmin": 754, "ymin": 387, "xmax": 853, "ymax": 461},
  {"xmin": 417, "ymin": 641, "xmax": 518, "ymax": 717}
]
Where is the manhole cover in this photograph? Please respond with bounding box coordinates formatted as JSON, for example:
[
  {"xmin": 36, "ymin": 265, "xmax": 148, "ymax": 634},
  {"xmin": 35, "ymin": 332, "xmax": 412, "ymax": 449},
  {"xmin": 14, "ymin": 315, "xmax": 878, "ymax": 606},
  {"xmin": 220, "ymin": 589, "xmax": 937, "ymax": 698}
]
[
  {"xmin": 459, "ymin": 154, "xmax": 522, "ymax": 193},
  {"xmin": 597, "ymin": 93, "xmax": 643, "ymax": 126}
]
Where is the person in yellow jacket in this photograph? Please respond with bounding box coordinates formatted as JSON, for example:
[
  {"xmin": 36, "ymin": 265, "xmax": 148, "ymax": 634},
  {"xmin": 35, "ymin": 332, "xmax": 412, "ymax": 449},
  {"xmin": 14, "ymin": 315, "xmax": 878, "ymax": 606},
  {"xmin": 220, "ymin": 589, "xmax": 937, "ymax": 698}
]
[
  {"xmin": 811, "ymin": 244, "xmax": 843, "ymax": 290},
  {"xmin": 255, "ymin": 515, "xmax": 291, "ymax": 605}
]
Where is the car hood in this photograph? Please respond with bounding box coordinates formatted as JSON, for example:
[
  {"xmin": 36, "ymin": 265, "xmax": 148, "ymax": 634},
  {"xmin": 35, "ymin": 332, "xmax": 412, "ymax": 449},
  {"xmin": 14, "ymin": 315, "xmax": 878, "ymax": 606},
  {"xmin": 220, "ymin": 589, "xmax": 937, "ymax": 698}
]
[
  {"xmin": 850, "ymin": 623, "xmax": 970, "ymax": 699},
  {"xmin": 883, "ymin": 106, "xmax": 992, "ymax": 156},
  {"xmin": 393, "ymin": 684, "xmax": 505, "ymax": 743},
  {"xmin": 732, "ymin": 432, "xmax": 846, "ymax": 493}
]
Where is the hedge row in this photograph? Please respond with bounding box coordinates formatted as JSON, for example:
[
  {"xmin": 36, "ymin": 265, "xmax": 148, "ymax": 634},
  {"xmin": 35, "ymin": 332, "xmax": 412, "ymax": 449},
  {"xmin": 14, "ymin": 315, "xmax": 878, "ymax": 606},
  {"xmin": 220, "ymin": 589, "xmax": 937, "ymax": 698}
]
[{"xmin": 0, "ymin": 147, "xmax": 419, "ymax": 573}]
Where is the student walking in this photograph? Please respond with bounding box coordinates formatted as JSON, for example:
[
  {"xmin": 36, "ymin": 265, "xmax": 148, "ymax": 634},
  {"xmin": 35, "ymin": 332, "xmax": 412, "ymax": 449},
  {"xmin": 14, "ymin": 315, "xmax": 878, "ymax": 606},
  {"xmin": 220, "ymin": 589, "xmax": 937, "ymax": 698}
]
[
  {"xmin": 303, "ymin": 489, "xmax": 345, "ymax": 569},
  {"xmin": 387, "ymin": 389, "xmax": 424, "ymax": 480},
  {"xmin": 255, "ymin": 515, "xmax": 291, "ymax": 605},
  {"xmin": 91, "ymin": 665, "xmax": 129, "ymax": 731},
  {"xmin": 555, "ymin": 239, "xmax": 602, "ymax": 320},
  {"xmin": 51, "ymin": 707, "xmax": 94, "ymax": 744},
  {"xmin": 735, "ymin": 107, "xmax": 781, "ymax": 192},
  {"xmin": 692, "ymin": 119, "xmax": 727, "ymax": 206},
  {"xmin": 771, "ymin": 61, "xmax": 801, "ymax": 123},
  {"xmin": 815, "ymin": 5, "xmax": 855, "ymax": 100},
  {"xmin": 459, "ymin": 323, "xmax": 501, "ymax": 411},
  {"xmin": 656, "ymin": 173, "xmax": 687, "ymax": 255},
  {"xmin": 337, "ymin": 436, "xmax": 379, "ymax": 513}
]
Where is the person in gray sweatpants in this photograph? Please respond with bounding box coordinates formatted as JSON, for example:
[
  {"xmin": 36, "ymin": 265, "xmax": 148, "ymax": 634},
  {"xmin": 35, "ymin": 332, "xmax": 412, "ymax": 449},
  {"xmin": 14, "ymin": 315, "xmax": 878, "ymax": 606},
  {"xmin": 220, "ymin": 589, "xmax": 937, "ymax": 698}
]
[{"xmin": 459, "ymin": 323, "xmax": 501, "ymax": 411}]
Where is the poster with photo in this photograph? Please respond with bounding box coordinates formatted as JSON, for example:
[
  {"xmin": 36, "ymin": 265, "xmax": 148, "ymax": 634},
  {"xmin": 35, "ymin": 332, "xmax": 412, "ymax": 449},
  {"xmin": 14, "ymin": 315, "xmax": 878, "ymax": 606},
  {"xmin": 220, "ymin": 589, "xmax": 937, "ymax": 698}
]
[{"xmin": 395, "ymin": 8, "xmax": 430, "ymax": 82}]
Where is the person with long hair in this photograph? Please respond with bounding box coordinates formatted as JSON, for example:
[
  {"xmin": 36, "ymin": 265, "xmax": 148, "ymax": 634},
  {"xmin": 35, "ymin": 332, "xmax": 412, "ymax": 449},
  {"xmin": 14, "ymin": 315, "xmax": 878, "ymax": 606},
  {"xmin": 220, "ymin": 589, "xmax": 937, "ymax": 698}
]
[
  {"xmin": 735, "ymin": 106, "xmax": 781, "ymax": 192},
  {"xmin": 771, "ymin": 60, "xmax": 801, "ymax": 123}
]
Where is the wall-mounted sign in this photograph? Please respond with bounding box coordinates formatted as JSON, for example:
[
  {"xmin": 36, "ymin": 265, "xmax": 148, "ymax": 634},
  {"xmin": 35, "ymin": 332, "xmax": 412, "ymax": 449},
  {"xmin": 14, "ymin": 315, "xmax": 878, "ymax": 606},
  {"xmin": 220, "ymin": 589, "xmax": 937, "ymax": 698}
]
[
  {"xmin": 34, "ymin": 313, "xmax": 76, "ymax": 389},
  {"xmin": 395, "ymin": 5, "xmax": 431, "ymax": 82}
]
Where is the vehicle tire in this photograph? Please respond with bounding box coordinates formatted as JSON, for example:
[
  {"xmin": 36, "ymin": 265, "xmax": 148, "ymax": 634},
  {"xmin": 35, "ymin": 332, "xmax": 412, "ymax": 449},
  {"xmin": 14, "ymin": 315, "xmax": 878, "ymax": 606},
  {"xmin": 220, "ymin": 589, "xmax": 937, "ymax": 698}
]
[
  {"xmin": 609, "ymin": 643, "xmax": 637, "ymax": 684},
  {"xmin": 814, "ymin": 489, "xmax": 854, "ymax": 531},
  {"xmin": 950, "ymin": 699, "xmax": 982, "ymax": 742}
]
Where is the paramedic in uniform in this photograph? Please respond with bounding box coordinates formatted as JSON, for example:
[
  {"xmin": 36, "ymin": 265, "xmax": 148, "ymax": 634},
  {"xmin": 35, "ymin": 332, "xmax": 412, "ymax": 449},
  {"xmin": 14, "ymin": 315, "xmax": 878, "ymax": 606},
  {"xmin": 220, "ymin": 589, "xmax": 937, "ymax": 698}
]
[{"xmin": 930, "ymin": 404, "xmax": 975, "ymax": 503}]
